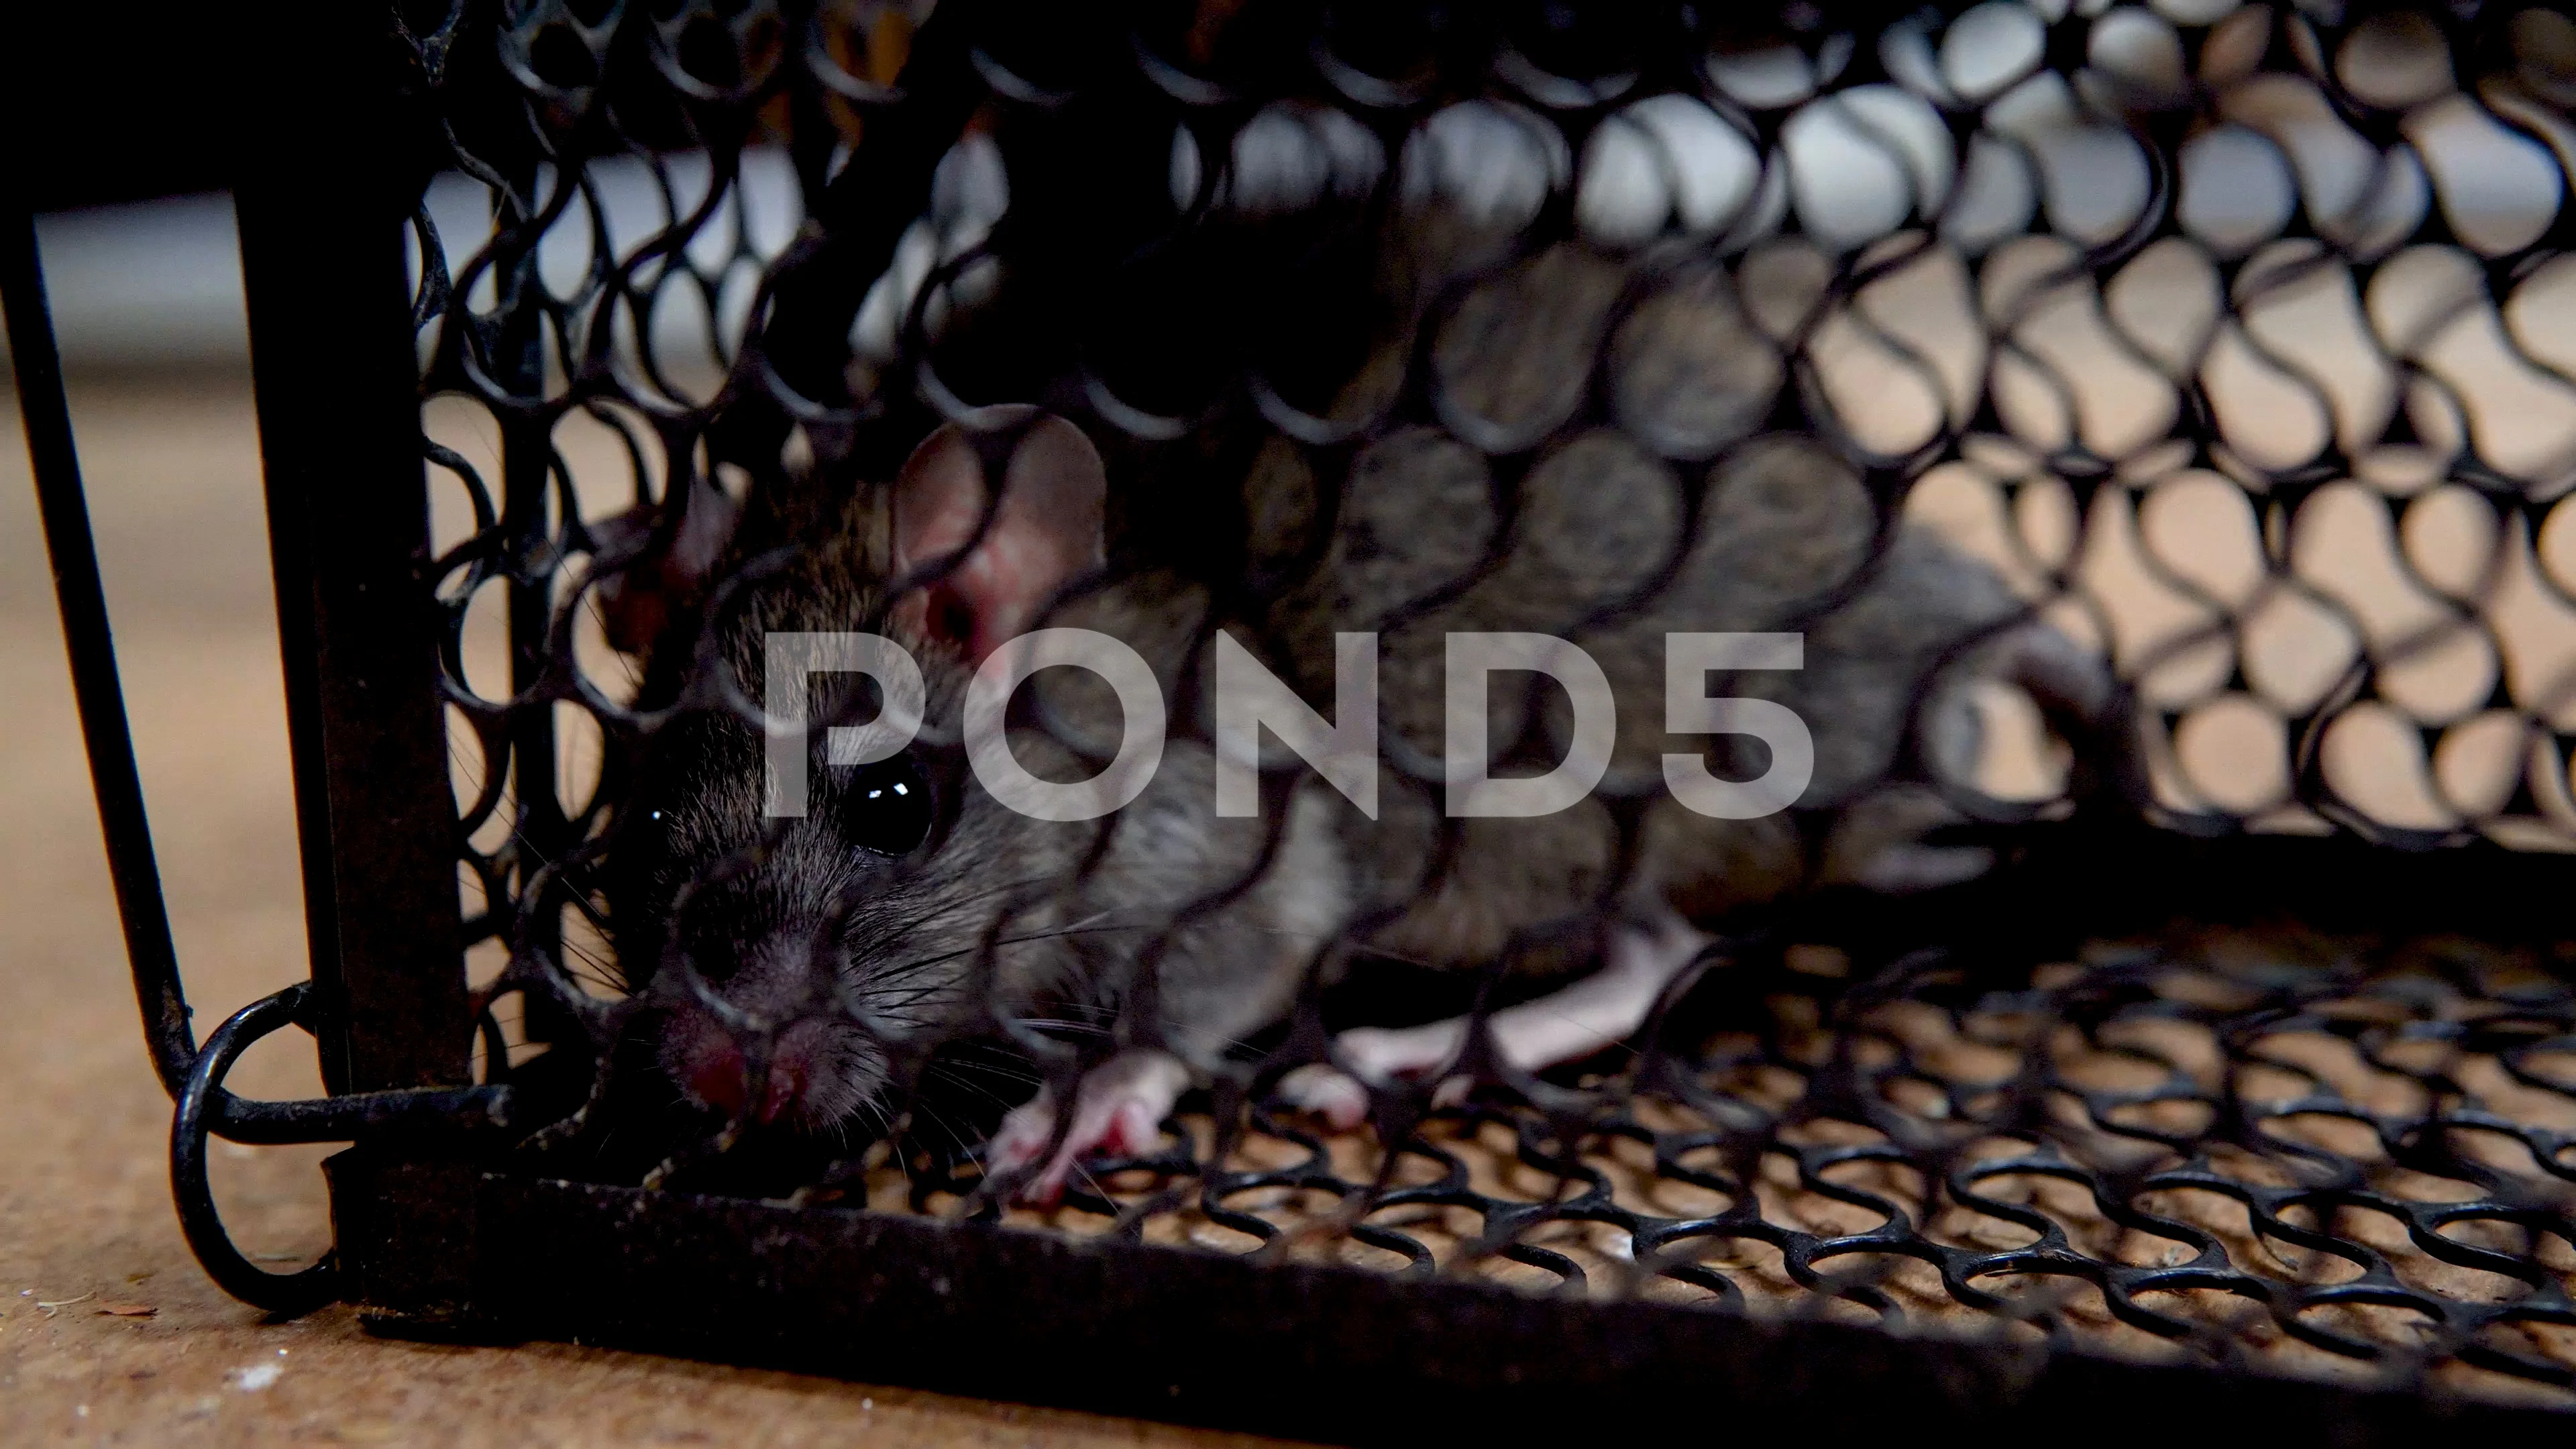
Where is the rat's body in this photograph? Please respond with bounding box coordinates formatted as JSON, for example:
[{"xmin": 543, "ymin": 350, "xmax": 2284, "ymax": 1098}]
[{"xmin": 602, "ymin": 229, "xmax": 2117, "ymax": 1198}]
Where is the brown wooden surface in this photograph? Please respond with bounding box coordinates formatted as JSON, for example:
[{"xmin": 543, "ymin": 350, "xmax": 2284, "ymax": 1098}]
[{"xmin": 0, "ymin": 374, "xmax": 1298, "ymax": 1447}]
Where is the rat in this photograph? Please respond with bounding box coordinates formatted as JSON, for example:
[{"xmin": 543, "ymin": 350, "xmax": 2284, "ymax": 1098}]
[{"xmin": 595, "ymin": 219, "xmax": 2119, "ymax": 1203}]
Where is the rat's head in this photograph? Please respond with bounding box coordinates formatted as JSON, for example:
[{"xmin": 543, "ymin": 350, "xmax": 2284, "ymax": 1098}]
[
  {"xmin": 600, "ymin": 407, "xmax": 1108, "ymax": 1132},
  {"xmin": 613, "ymin": 724, "xmax": 947, "ymax": 1128}
]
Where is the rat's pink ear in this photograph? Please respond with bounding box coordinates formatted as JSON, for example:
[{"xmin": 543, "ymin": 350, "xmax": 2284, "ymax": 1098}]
[
  {"xmin": 890, "ymin": 407, "xmax": 1107, "ymax": 663},
  {"xmin": 592, "ymin": 480, "xmax": 742, "ymax": 655}
]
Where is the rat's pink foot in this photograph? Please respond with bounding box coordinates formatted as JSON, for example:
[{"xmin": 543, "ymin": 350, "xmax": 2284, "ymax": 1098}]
[
  {"xmin": 987, "ymin": 1049, "xmax": 1188, "ymax": 1205},
  {"xmin": 1277, "ymin": 913, "xmax": 1712, "ymax": 1130},
  {"xmin": 1275, "ymin": 1057, "xmax": 1468, "ymax": 1130},
  {"xmin": 1275, "ymin": 1063, "xmax": 1371, "ymax": 1130},
  {"xmin": 1275, "ymin": 1022, "xmax": 1470, "ymax": 1128}
]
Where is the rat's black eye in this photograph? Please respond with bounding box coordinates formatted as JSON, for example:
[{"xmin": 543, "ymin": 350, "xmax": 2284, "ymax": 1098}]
[
  {"xmin": 838, "ymin": 753, "xmax": 933, "ymax": 857},
  {"xmin": 624, "ymin": 805, "xmax": 674, "ymax": 859}
]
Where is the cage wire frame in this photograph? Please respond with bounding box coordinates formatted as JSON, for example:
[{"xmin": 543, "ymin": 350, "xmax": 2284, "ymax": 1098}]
[{"xmin": 8, "ymin": 0, "xmax": 2576, "ymax": 1442}]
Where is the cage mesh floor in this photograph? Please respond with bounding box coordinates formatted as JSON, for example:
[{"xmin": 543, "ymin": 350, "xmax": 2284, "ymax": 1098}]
[{"xmin": 765, "ymin": 924, "xmax": 2576, "ymax": 1408}]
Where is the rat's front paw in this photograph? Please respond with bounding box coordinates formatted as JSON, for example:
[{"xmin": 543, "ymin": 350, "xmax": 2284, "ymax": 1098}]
[{"xmin": 986, "ymin": 1049, "xmax": 1188, "ymax": 1205}]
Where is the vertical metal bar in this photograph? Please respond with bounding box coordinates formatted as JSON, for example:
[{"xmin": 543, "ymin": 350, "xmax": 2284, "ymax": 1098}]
[
  {"xmin": 234, "ymin": 1, "xmax": 466, "ymax": 1093},
  {"xmin": 250, "ymin": 261, "xmax": 353, "ymax": 1096},
  {"xmin": 484, "ymin": 170, "xmax": 574, "ymax": 1054},
  {"xmin": 1, "ymin": 206, "xmax": 199, "ymax": 1097},
  {"xmin": 498, "ymin": 190, "xmax": 571, "ymax": 955}
]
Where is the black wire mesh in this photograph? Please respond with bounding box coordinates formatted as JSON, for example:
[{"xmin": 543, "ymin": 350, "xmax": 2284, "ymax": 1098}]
[{"xmin": 392, "ymin": 0, "xmax": 2576, "ymax": 1409}]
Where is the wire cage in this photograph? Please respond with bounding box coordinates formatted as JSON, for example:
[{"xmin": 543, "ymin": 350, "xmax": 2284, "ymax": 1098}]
[{"xmin": 10, "ymin": 0, "xmax": 2576, "ymax": 1441}]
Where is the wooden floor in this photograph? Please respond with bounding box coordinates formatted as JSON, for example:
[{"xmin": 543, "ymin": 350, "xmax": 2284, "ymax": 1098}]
[{"xmin": 0, "ymin": 374, "xmax": 1291, "ymax": 1447}]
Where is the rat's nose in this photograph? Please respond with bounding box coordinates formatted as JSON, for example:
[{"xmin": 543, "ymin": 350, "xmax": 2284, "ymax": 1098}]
[{"xmin": 755, "ymin": 1057, "xmax": 808, "ymax": 1125}]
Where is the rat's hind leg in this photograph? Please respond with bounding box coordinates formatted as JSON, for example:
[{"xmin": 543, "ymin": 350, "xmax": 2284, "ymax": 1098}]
[
  {"xmin": 1278, "ymin": 912, "xmax": 1712, "ymax": 1129},
  {"xmin": 988, "ymin": 1049, "xmax": 1189, "ymax": 1205}
]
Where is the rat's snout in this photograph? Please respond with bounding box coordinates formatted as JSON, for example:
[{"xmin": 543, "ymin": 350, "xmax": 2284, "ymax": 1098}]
[
  {"xmin": 658, "ymin": 930, "xmax": 839, "ymax": 1122},
  {"xmin": 755, "ymin": 1036, "xmax": 814, "ymax": 1125},
  {"xmin": 663, "ymin": 996, "xmax": 877, "ymax": 1131}
]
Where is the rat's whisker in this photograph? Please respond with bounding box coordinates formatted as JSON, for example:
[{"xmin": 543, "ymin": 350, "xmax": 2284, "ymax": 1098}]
[
  {"xmin": 933, "ymin": 1056, "xmax": 1042, "ymax": 1087},
  {"xmin": 926, "ymin": 1062, "xmax": 1028, "ymax": 1113},
  {"xmin": 859, "ymin": 922, "xmax": 1167, "ymax": 989}
]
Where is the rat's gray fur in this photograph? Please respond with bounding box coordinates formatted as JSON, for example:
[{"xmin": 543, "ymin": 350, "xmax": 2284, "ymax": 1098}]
[{"xmin": 607, "ymin": 216, "xmax": 2113, "ymax": 1133}]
